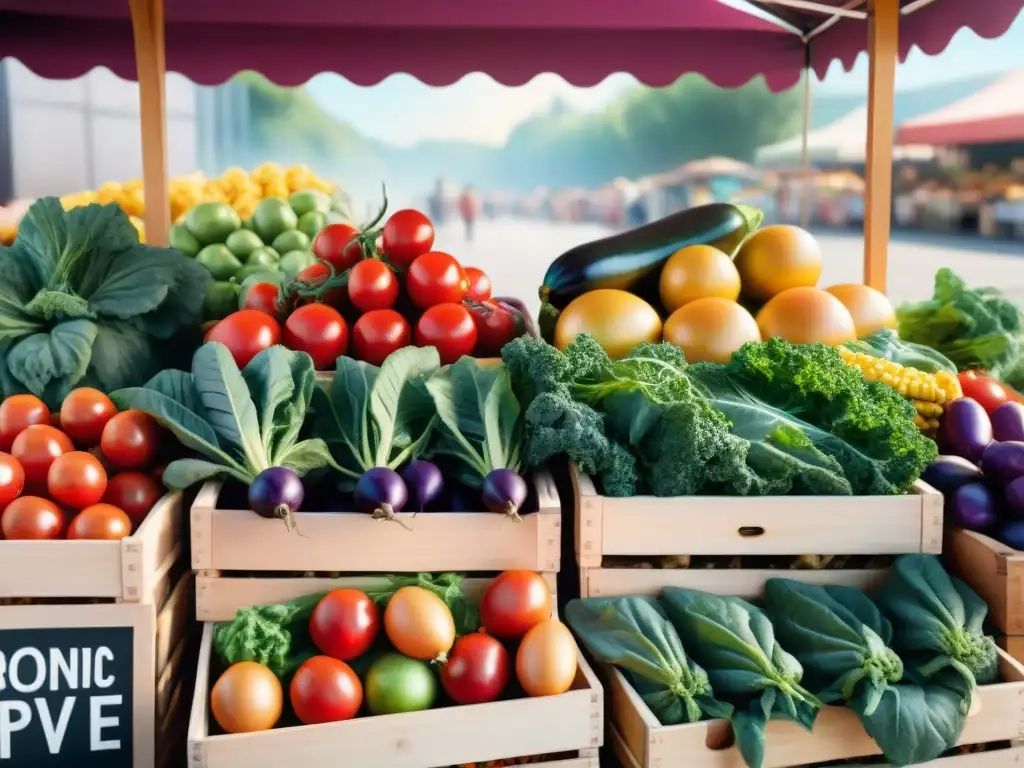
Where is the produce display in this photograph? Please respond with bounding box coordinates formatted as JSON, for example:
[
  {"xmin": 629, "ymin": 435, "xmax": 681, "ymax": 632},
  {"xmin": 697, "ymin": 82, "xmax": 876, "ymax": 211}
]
[
  {"xmin": 0, "ymin": 388, "xmax": 166, "ymax": 540},
  {"xmin": 539, "ymin": 206, "xmax": 902, "ymax": 368},
  {"xmin": 566, "ymin": 555, "xmax": 998, "ymax": 768},
  {"xmin": 208, "ymin": 571, "xmax": 576, "ymax": 733}
]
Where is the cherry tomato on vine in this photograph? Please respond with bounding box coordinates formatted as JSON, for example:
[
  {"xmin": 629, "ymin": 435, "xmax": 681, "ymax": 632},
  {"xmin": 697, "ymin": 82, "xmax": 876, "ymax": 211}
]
[
  {"xmin": 312, "ymin": 223, "xmax": 362, "ymax": 273},
  {"xmin": 283, "ymin": 304, "xmax": 350, "ymax": 370},
  {"xmin": 12, "ymin": 425, "xmax": 74, "ymax": 488},
  {"xmin": 104, "ymin": 472, "xmax": 164, "ymax": 526},
  {"xmin": 290, "ymin": 656, "xmax": 363, "ymax": 725},
  {"xmin": 242, "ymin": 282, "xmax": 282, "ymax": 317},
  {"xmin": 441, "ymin": 632, "xmax": 510, "ymax": 705},
  {"xmin": 407, "ymin": 251, "xmax": 470, "ymax": 309},
  {"xmin": 205, "ymin": 310, "xmax": 282, "ymax": 369},
  {"xmin": 381, "ymin": 209, "xmax": 435, "ymax": 267},
  {"xmin": 101, "ymin": 410, "xmax": 161, "ymax": 470},
  {"xmin": 294, "ymin": 262, "xmax": 349, "ymax": 309},
  {"xmin": 59, "ymin": 388, "xmax": 118, "ymax": 447},
  {"xmin": 353, "ymin": 310, "xmax": 411, "ymax": 366},
  {"xmin": 479, "ymin": 569, "xmax": 553, "ymax": 639},
  {"xmin": 464, "ymin": 267, "xmax": 492, "ymax": 302},
  {"xmin": 48, "ymin": 451, "xmax": 107, "ymax": 510},
  {"xmin": 68, "ymin": 503, "xmax": 132, "ymax": 540},
  {"xmin": 0, "ymin": 452, "xmax": 25, "ymax": 509},
  {"xmin": 0, "ymin": 394, "xmax": 50, "ymax": 452},
  {"xmin": 1, "ymin": 496, "xmax": 65, "ymax": 540},
  {"xmin": 310, "ymin": 588, "xmax": 380, "ymax": 661},
  {"xmin": 347, "ymin": 259, "xmax": 399, "ymax": 312},
  {"xmin": 414, "ymin": 303, "xmax": 477, "ymax": 364}
]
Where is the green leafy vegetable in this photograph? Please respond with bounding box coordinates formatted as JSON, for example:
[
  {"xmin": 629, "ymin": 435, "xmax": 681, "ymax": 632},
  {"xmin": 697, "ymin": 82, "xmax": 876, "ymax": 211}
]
[
  {"xmin": 661, "ymin": 587, "xmax": 821, "ymax": 768},
  {"xmin": 565, "ymin": 596, "xmax": 733, "ymax": 726},
  {"xmin": 110, "ymin": 342, "xmax": 332, "ymax": 489},
  {"xmin": 0, "ymin": 198, "xmax": 209, "ymax": 408},
  {"xmin": 874, "ymin": 555, "xmax": 998, "ymax": 692},
  {"xmin": 843, "ymin": 329, "xmax": 957, "ymax": 375},
  {"xmin": 314, "ymin": 346, "xmax": 440, "ymax": 488},
  {"xmin": 423, "ymin": 356, "xmax": 524, "ymax": 488},
  {"xmin": 896, "ymin": 268, "xmax": 1024, "ymax": 378}
]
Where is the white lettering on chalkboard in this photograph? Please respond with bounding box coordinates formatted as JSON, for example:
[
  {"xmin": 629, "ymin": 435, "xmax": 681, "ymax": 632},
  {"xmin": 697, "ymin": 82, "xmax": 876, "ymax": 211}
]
[{"xmin": 0, "ymin": 646, "xmax": 123, "ymax": 759}]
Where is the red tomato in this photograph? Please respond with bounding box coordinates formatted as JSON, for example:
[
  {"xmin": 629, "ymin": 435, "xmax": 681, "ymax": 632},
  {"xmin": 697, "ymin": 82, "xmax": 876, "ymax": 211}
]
[
  {"xmin": 103, "ymin": 472, "xmax": 163, "ymax": 526},
  {"xmin": 0, "ymin": 394, "xmax": 50, "ymax": 452},
  {"xmin": 283, "ymin": 304, "xmax": 350, "ymax": 369},
  {"xmin": 67, "ymin": 503, "xmax": 132, "ymax": 540},
  {"xmin": 312, "ymin": 223, "xmax": 362, "ymax": 273},
  {"xmin": 464, "ymin": 267, "xmax": 492, "ymax": 302},
  {"xmin": 347, "ymin": 259, "xmax": 399, "ymax": 312},
  {"xmin": 441, "ymin": 632, "xmax": 511, "ymax": 705},
  {"xmin": 59, "ymin": 388, "xmax": 117, "ymax": 447},
  {"xmin": 101, "ymin": 410, "xmax": 161, "ymax": 469},
  {"xmin": 242, "ymin": 282, "xmax": 282, "ymax": 317},
  {"xmin": 1, "ymin": 496, "xmax": 65, "ymax": 540},
  {"xmin": 479, "ymin": 570, "xmax": 553, "ymax": 639},
  {"xmin": 468, "ymin": 300, "xmax": 523, "ymax": 358},
  {"xmin": 415, "ymin": 303, "xmax": 478, "ymax": 365},
  {"xmin": 12, "ymin": 425, "xmax": 74, "ymax": 489},
  {"xmin": 381, "ymin": 209, "xmax": 435, "ymax": 267},
  {"xmin": 0, "ymin": 452, "xmax": 25, "ymax": 509},
  {"xmin": 205, "ymin": 310, "xmax": 281, "ymax": 369},
  {"xmin": 353, "ymin": 310, "xmax": 411, "ymax": 366},
  {"xmin": 310, "ymin": 589, "xmax": 381, "ymax": 661},
  {"xmin": 48, "ymin": 451, "xmax": 107, "ymax": 510},
  {"xmin": 407, "ymin": 251, "xmax": 470, "ymax": 309},
  {"xmin": 957, "ymin": 371, "xmax": 1022, "ymax": 413},
  {"xmin": 290, "ymin": 656, "xmax": 363, "ymax": 725},
  {"xmin": 294, "ymin": 262, "xmax": 348, "ymax": 309}
]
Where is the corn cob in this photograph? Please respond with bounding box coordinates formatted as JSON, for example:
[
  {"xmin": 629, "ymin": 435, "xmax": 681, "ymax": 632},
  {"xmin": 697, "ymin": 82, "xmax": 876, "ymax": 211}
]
[{"xmin": 837, "ymin": 346, "xmax": 960, "ymax": 434}]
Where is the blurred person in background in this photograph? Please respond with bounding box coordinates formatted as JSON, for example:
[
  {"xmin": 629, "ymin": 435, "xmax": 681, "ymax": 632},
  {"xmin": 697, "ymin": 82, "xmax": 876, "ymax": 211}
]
[
  {"xmin": 429, "ymin": 178, "xmax": 445, "ymax": 225},
  {"xmin": 459, "ymin": 184, "xmax": 481, "ymax": 241}
]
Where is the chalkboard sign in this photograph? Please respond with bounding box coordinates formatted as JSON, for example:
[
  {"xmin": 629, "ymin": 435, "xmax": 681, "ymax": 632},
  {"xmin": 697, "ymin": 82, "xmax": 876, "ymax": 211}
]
[{"xmin": 0, "ymin": 626, "xmax": 134, "ymax": 767}]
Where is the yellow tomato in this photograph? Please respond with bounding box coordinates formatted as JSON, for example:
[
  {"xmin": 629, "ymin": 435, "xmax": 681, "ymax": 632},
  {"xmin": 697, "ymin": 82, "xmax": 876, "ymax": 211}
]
[
  {"xmin": 824, "ymin": 283, "xmax": 897, "ymax": 338},
  {"xmin": 663, "ymin": 298, "xmax": 761, "ymax": 363},
  {"xmin": 210, "ymin": 662, "xmax": 282, "ymax": 734},
  {"xmin": 516, "ymin": 620, "xmax": 578, "ymax": 697},
  {"xmin": 554, "ymin": 289, "xmax": 662, "ymax": 360},
  {"xmin": 384, "ymin": 586, "xmax": 456, "ymax": 662},
  {"xmin": 735, "ymin": 225, "xmax": 822, "ymax": 300},
  {"xmin": 756, "ymin": 286, "xmax": 857, "ymax": 346},
  {"xmin": 659, "ymin": 244, "xmax": 741, "ymax": 312}
]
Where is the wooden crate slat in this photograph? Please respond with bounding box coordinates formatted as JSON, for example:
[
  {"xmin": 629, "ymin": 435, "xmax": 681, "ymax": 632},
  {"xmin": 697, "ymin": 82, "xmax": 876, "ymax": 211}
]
[{"xmin": 947, "ymin": 527, "xmax": 1024, "ymax": 636}]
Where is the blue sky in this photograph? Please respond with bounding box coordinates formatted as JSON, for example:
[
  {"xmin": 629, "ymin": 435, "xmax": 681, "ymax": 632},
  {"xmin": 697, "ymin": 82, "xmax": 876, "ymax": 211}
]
[{"xmin": 306, "ymin": 8, "xmax": 1024, "ymax": 147}]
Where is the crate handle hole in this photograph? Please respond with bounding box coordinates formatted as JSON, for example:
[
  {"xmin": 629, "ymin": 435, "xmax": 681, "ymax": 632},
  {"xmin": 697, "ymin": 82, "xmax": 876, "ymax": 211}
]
[
  {"xmin": 738, "ymin": 526, "xmax": 765, "ymax": 537},
  {"xmin": 705, "ymin": 721, "xmax": 735, "ymax": 750}
]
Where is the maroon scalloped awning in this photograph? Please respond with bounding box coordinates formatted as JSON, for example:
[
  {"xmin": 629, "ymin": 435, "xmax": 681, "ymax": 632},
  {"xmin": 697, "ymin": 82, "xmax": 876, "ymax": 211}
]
[{"xmin": 0, "ymin": 0, "xmax": 1021, "ymax": 91}]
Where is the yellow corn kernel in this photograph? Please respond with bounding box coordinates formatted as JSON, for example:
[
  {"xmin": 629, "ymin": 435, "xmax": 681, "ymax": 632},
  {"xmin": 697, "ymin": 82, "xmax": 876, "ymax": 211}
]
[
  {"xmin": 913, "ymin": 400, "xmax": 943, "ymax": 419},
  {"xmin": 838, "ymin": 347, "xmax": 947, "ymax": 404},
  {"xmin": 934, "ymin": 370, "xmax": 963, "ymax": 401},
  {"xmin": 914, "ymin": 414, "xmax": 941, "ymax": 433}
]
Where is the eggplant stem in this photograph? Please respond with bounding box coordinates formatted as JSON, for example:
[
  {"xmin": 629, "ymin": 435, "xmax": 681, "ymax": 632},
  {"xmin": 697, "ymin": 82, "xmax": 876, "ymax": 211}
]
[
  {"xmin": 504, "ymin": 501, "xmax": 523, "ymax": 523},
  {"xmin": 371, "ymin": 504, "xmax": 412, "ymax": 531}
]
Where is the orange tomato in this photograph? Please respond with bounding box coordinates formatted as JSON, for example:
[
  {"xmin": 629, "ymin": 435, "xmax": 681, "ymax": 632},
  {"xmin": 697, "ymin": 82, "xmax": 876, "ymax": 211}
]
[
  {"xmin": 0, "ymin": 394, "xmax": 49, "ymax": 452},
  {"xmin": 479, "ymin": 570, "xmax": 552, "ymax": 639},
  {"xmin": 662, "ymin": 298, "xmax": 761, "ymax": 364},
  {"xmin": 12, "ymin": 425, "xmax": 74, "ymax": 488},
  {"xmin": 383, "ymin": 586, "xmax": 456, "ymax": 661},
  {"xmin": 659, "ymin": 245, "xmax": 741, "ymax": 312},
  {"xmin": 515, "ymin": 619, "xmax": 578, "ymax": 697},
  {"xmin": 735, "ymin": 225, "xmax": 822, "ymax": 300},
  {"xmin": 756, "ymin": 287, "xmax": 857, "ymax": 347},
  {"xmin": 67, "ymin": 503, "xmax": 132, "ymax": 540},
  {"xmin": 1, "ymin": 496, "xmax": 65, "ymax": 540},
  {"xmin": 48, "ymin": 451, "xmax": 108, "ymax": 510},
  {"xmin": 824, "ymin": 283, "xmax": 897, "ymax": 338},
  {"xmin": 211, "ymin": 662, "xmax": 283, "ymax": 734}
]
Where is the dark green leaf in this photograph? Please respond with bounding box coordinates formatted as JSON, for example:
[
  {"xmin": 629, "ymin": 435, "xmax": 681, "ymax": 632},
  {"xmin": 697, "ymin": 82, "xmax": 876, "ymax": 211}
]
[
  {"xmin": 369, "ymin": 346, "xmax": 440, "ymax": 468},
  {"xmin": 60, "ymin": 202, "xmax": 141, "ymax": 291},
  {"xmin": 9, "ymin": 198, "xmax": 66, "ymax": 287},
  {"xmin": 6, "ymin": 320, "xmax": 97, "ymax": 398},
  {"xmin": 277, "ymin": 438, "xmax": 334, "ymax": 476},
  {"xmin": 162, "ymin": 458, "xmax": 247, "ymax": 489},
  {"xmin": 88, "ymin": 323, "xmax": 163, "ymax": 393}
]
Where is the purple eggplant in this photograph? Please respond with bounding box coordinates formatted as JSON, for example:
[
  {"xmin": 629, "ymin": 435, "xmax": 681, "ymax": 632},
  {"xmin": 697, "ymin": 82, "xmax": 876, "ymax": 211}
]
[
  {"xmin": 481, "ymin": 469, "xmax": 529, "ymax": 522},
  {"xmin": 981, "ymin": 440, "xmax": 1024, "ymax": 485},
  {"xmin": 1001, "ymin": 520, "xmax": 1024, "ymax": 550},
  {"xmin": 355, "ymin": 467, "xmax": 409, "ymax": 525},
  {"xmin": 948, "ymin": 482, "xmax": 999, "ymax": 534},
  {"xmin": 402, "ymin": 460, "xmax": 444, "ymax": 513},
  {"xmin": 1005, "ymin": 476, "xmax": 1024, "ymax": 517},
  {"xmin": 921, "ymin": 455, "xmax": 985, "ymax": 494},
  {"xmin": 938, "ymin": 398, "xmax": 992, "ymax": 464},
  {"xmin": 249, "ymin": 467, "xmax": 305, "ymax": 531},
  {"xmin": 991, "ymin": 402, "xmax": 1024, "ymax": 443}
]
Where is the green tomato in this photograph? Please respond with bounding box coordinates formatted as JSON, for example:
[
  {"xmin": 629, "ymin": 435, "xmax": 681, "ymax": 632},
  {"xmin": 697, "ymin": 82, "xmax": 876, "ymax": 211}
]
[
  {"xmin": 185, "ymin": 202, "xmax": 241, "ymax": 245},
  {"xmin": 168, "ymin": 223, "xmax": 202, "ymax": 256},
  {"xmin": 272, "ymin": 229, "xmax": 310, "ymax": 255},
  {"xmin": 365, "ymin": 654, "xmax": 437, "ymax": 716},
  {"xmin": 225, "ymin": 229, "xmax": 265, "ymax": 259},
  {"xmin": 195, "ymin": 244, "xmax": 243, "ymax": 280},
  {"xmin": 246, "ymin": 246, "xmax": 281, "ymax": 268},
  {"xmin": 290, "ymin": 189, "xmax": 332, "ymax": 217},
  {"xmin": 279, "ymin": 250, "xmax": 316, "ymax": 280},
  {"xmin": 202, "ymin": 280, "xmax": 240, "ymax": 321},
  {"xmin": 252, "ymin": 198, "xmax": 298, "ymax": 244},
  {"xmin": 297, "ymin": 210, "xmax": 327, "ymax": 241}
]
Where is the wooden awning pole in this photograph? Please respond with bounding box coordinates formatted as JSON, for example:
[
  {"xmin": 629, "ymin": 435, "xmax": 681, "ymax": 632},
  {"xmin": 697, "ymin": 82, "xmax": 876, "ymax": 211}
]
[
  {"xmin": 129, "ymin": 0, "xmax": 170, "ymax": 247},
  {"xmin": 862, "ymin": 0, "xmax": 898, "ymax": 291}
]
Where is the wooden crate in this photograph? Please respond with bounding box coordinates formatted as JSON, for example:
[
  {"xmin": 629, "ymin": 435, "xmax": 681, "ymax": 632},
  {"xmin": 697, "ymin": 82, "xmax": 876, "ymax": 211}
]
[
  {"xmin": 591, "ymin": 567, "xmax": 1024, "ymax": 768},
  {"xmin": 187, "ymin": 575, "xmax": 603, "ymax": 768},
  {"xmin": 0, "ymin": 491, "xmax": 183, "ymax": 601},
  {"xmin": 0, "ymin": 567, "xmax": 195, "ymax": 768},
  {"xmin": 573, "ymin": 464, "xmax": 944, "ymax": 571},
  {"xmin": 946, "ymin": 527, "xmax": 1024, "ymax": 636},
  {"xmin": 191, "ymin": 469, "xmax": 561, "ymax": 575}
]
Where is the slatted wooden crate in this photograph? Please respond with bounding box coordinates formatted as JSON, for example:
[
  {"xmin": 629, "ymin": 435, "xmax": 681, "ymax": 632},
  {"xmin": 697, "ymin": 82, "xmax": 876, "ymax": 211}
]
[
  {"xmin": 187, "ymin": 574, "xmax": 602, "ymax": 768},
  {"xmin": 572, "ymin": 464, "xmax": 943, "ymax": 597},
  {"xmin": 947, "ymin": 527, "xmax": 1024, "ymax": 636}
]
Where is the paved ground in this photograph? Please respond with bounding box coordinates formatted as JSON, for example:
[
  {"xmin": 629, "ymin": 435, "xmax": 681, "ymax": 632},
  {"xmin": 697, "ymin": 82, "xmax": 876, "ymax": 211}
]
[{"xmin": 434, "ymin": 218, "xmax": 1024, "ymax": 319}]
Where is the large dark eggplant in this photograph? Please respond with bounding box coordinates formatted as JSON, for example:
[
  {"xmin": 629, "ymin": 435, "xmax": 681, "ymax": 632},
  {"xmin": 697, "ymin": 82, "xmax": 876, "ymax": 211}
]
[{"xmin": 539, "ymin": 203, "xmax": 763, "ymax": 310}]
